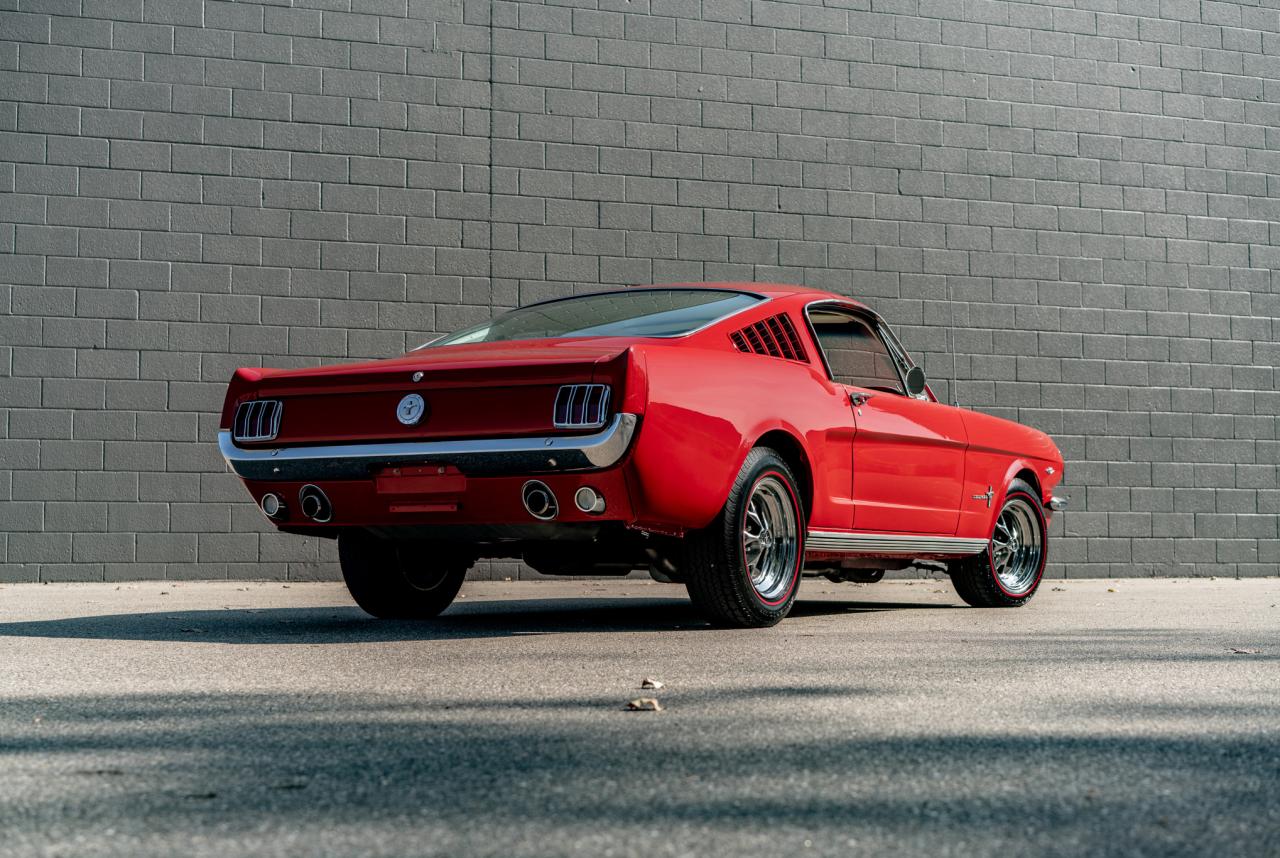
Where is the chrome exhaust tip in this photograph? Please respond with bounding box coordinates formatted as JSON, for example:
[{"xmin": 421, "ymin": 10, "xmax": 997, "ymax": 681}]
[
  {"xmin": 298, "ymin": 484, "xmax": 333, "ymax": 523},
  {"xmin": 260, "ymin": 492, "xmax": 287, "ymax": 520},
  {"xmin": 574, "ymin": 486, "xmax": 606, "ymax": 515},
  {"xmin": 521, "ymin": 480, "xmax": 558, "ymax": 521}
]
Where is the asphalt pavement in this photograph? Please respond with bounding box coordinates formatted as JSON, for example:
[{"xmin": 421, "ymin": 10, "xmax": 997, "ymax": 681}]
[{"xmin": 1, "ymin": 577, "xmax": 1277, "ymax": 858}]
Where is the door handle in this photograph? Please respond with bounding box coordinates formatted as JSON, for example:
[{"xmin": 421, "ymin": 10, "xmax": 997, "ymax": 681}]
[{"xmin": 849, "ymin": 391, "xmax": 874, "ymax": 407}]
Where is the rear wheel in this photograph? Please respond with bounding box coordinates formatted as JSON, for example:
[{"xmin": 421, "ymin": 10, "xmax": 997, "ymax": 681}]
[
  {"xmin": 950, "ymin": 478, "xmax": 1047, "ymax": 607},
  {"xmin": 683, "ymin": 448, "xmax": 805, "ymax": 628},
  {"xmin": 338, "ymin": 530, "xmax": 472, "ymax": 619}
]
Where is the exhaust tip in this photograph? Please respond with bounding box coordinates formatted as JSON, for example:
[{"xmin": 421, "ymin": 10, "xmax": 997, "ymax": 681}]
[
  {"xmin": 260, "ymin": 492, "xmax": 287, "ymax": 520},
  {"xmin": 574, "ymin": 486, "xmax": 606, "ymax": 515},
  {"xmin": 522, "ymin": 480, "xmax": 558, "ymax": 521},
  {"xmin": 298, "ymin": 484, "xmax": 333, "ymax": 523}
]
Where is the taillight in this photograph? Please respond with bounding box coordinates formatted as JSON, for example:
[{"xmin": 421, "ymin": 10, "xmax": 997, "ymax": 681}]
[
  {"xmin": 233, "ymin": 399, "xmax": 283, "ymax": 442},
  {"xmin": 553, "ymin": 384, "xmax": 611, "ymax": 429}
]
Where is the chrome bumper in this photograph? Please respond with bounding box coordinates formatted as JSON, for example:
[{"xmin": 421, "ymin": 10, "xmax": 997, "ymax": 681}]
[{"xmin": 219, "ymin": 413, "xmax": 639, "ymax": 482}]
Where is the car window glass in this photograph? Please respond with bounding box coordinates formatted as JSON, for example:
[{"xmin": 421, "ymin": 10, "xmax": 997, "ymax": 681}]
[
  {"xmin": 809, "ymin": 311, "xmax": 904, "ymax": 393},
  {"xmin": 431, "ymin": 289, "xmax": 762, "ymax": 346}
]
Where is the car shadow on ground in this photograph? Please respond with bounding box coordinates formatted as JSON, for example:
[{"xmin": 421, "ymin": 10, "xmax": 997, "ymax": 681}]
[{"xmin": 0, "ymin": 594, "xmax": 959, "ymax": 645}]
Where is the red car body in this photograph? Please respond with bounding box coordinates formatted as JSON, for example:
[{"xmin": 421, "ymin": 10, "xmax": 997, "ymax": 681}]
[{"xmin": 220, "ymin": 283, "xmax": 1065, "ymax": 620}]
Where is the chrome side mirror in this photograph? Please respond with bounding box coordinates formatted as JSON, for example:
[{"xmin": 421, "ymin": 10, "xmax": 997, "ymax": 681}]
[{"xmin": 905, "ymin": 366, "xmax": 927, "ymax": 397}]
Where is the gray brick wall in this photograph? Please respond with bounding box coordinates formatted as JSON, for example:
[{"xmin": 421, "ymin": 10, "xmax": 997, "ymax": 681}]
[{"xmin": 1, "ymin": 0, "xmax": 1276, "ymax": 583}]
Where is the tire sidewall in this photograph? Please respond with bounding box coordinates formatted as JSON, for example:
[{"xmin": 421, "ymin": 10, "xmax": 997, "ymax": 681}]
[
  {"xmin": 986, "ymin": 486, "xmax": 1048, "ymax": 600},
  {"xmin": 339, "ymin": 531, "xmax": 469, "ymax": 619},
  {"xmin": 729, "ymin": 453, "xmax": 805, "ymax": 616},
  {"xmin": 390, "ymin": 540, "xmax": 462, "ymax": 594}
]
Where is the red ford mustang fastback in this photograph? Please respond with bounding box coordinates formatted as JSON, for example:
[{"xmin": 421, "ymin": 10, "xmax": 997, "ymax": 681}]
[{"xmin": 220, "ymin": 284, "xmax": 1066, "ymax": 627}]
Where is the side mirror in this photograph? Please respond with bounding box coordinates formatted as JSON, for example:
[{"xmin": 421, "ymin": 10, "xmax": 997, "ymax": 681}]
[{"xmin": 905, "ymin": 366, "xmax": 927, "ymax": 397}]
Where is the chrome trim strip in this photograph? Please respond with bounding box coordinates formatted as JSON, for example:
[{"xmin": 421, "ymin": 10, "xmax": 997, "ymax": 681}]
[
  {"xmin": 1047, "ymin": 496, "xmax": 1068, "ymax": 511},
  {"xmin": 806, "ymin": 530, "xmax": 989, "ymax": 556},
  {"xmin": 219, "ymin": 413, "xmax": 639, "ymax": 482}
]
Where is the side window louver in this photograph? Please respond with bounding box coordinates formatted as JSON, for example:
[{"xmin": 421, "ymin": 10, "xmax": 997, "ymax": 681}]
[{"xmin": 729, "ymin": 313, "xmax": 809, "ymax": 363}]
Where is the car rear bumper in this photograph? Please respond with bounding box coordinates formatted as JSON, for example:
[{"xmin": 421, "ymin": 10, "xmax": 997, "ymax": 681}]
[
  {"xmin": 241, "ymin": 467, "xmax": 637, "ymax": 532},
  {"xmin": 219, "ymin": 413, "xmax": 639, "ymax": 481}
]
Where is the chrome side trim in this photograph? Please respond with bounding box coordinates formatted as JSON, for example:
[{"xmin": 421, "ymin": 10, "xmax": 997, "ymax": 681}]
[
  {"xmin": 1047, "ymin": 496, "xmax": 1068, "ymax": 511},
  {"xmin": 806, "ymin": 530, "xmax": 989, "ymax": 556},
  {"xmin": 220, "ymin": 413, "xmax": 639, "ymax": 482}
]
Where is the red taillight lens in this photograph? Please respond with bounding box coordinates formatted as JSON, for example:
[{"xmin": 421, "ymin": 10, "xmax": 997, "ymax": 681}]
[
  {"xmin": 232, "ymin": 399, "xmax": 283, "ymax": 442},
  {"xmin": 553, "ymin": 384, "xmax": 611, "ymax": 429}
]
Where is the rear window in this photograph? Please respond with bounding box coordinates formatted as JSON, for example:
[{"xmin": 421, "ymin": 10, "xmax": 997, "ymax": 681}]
[{"xmin": 431, "ymin": 289, "xmax": 763, "ymax": 346}]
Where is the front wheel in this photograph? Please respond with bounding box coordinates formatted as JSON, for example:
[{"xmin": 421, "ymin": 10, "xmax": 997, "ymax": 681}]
[
  {"xmin": 950, "ymin": 478, "xmax": 1047, "ymax": 607},
  {"xmin": 683, "ymin": 447, "xmax": 805, "ymax": 628},
  {"xmin": 339, "ymin": 530, "xmax": 472, "ymax": 619}
]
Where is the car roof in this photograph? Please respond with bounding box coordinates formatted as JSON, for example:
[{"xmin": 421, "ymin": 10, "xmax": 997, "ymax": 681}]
[{"xmin": 630, "ymin": 281, "xmax": 874, "ymax": 311}]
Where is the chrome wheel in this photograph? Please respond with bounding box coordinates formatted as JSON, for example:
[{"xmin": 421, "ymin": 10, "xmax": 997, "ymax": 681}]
[
  {"xmin": 741, "ymin": 475, "xmax": 799, "ymax": 602},
  {"xmin": 991, "ymin": 496, "xmax": 1043, "ymax": 596}
]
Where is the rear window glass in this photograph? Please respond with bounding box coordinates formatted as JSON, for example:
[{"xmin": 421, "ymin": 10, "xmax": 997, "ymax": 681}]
[{"xmin": 431, "ymin": 289, "xmax": 762, "ymax": 346}]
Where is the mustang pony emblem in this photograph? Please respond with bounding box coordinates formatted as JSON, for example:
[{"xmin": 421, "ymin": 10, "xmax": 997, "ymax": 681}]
[
  {"xmin": 396, "ymin": 393, "xmax": 426, "ymax": 425},
  {"xmin": 971, "ymin": 486, "xmax": 995, "ymax": 508}
]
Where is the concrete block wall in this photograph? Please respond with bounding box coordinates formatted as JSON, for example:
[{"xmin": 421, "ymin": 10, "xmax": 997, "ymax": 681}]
[{"xmin": 0, "ymin": 0, "xmax": 1276, "ymax": 582}]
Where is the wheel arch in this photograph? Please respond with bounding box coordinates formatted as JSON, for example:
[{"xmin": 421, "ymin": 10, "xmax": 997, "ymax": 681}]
[
  {"xmin": 1012, "ymin": 466, "xmax": 1042, "ymax": 499},
  {"xmin": 752, "ymin": 428, "xmax": 813, "ymax": 524},
  {"xmin": 977, "ymin": 461, "xmax": 1045, "ymax": 533}
]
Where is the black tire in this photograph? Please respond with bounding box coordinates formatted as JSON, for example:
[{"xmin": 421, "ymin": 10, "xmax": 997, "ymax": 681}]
[
  {"xmin": 950, "ymin": 478, "xmax": 1047, "ymax": 608},
  {"xmin": 683, "ymin": 447, "xmax": 805, "ymax": 628},
  {"xmin": 338, "ymin": 530, "xmax": 472, "ymax": 619}
]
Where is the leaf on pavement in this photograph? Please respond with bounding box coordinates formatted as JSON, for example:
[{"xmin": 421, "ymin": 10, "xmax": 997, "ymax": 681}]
[
  {"xmin": 626, "ymin": 697, "xmax": 663, "ymax": 712},
  {"xmin": 1229, "ymin": 647, "xmax": 1261, "ymax": 655},
  {"xmin": 640, "ymin": 677, "xmax": 664, "ymax": 690}
]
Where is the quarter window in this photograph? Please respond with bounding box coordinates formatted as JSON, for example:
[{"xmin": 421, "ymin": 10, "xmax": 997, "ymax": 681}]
[{"xmin": 808, "ymin": 310, "xmax": 904, "ymax": 394}]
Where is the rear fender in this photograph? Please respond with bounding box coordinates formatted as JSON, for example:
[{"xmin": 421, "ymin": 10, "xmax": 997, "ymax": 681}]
[
  {"xmin": 626, "ymin": 345, "xmax": 840, "ymax": 532},
  {"xmin": 220, "ymin": 367, "xmax": 266, "ymax": 429}
]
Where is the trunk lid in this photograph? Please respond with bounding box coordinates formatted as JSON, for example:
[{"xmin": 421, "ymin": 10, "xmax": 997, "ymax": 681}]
[{"xmin": 229, "ymin": 339, "xmax": 633, "ymax": 446}]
